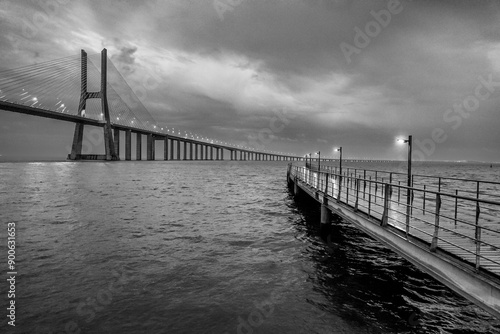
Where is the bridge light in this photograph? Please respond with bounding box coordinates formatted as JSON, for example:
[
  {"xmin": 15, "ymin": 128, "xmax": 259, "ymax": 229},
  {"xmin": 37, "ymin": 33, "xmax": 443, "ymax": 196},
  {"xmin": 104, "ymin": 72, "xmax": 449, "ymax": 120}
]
[{"xmin": 117, "ymin": 117, "xmax": 120, "ymax": 120}]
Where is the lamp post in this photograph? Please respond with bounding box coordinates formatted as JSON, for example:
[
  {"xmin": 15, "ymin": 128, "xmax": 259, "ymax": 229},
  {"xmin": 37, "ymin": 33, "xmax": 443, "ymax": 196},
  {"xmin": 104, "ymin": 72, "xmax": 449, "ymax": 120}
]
[
  {"xmin": 335, "ymin": 147, "xmax": 342, "ymax": 177},
  {"xmin": 397, "ymin": 136, "xmax": 412, "ymax": 188},
  {"xmin": 316, "ymin": 151, "xmax": 321, "ymax": 171},
  {"xmin": 397, "ymin": 135, "xmax": 413, "ymax": 234}
]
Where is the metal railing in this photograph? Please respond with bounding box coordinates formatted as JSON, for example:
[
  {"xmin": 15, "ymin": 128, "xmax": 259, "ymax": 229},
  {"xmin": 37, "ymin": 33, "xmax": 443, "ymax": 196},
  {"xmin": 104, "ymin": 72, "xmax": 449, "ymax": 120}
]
[
  {"xmin": 314, "ymin": 165, "xmax": 500, "ymax": 203},
  {"xmin": 290, "ymin": 164, "xmax": 500, "ymax": 277}
]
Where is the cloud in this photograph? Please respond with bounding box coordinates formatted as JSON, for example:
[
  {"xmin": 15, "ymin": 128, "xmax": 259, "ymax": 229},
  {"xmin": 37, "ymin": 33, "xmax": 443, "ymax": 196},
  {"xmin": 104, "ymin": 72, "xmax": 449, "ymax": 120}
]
[{"xmin": 0, "ymin": 0, "xmax": 499, "ymax": 160}]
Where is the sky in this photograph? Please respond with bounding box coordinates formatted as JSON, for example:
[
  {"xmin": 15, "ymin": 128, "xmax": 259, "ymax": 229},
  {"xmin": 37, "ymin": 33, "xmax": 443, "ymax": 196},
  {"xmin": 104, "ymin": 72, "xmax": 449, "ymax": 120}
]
[{"xmin": 0, "ymin": 0, "xmax": 499, "ymax": 162}]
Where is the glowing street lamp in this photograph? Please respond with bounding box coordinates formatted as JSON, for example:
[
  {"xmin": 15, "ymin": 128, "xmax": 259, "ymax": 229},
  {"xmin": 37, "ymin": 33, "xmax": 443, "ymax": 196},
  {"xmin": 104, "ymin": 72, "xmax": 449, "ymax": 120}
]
[{"xmin": 397, "ymin": 135, "xmax": 412, "ymax": 188}]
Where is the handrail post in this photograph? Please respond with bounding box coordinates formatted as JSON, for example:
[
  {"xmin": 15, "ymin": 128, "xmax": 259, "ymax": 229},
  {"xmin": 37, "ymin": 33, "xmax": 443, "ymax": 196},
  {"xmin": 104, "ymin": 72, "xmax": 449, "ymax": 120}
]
[
  {"xmin": 325, "ymin": 172, "xmax": 329, "ymax": 195},
  {"xmin": 454, "ymin": 189, "xmax": 458, "ymax": 226},
  {"xmin": 381, "ymin": 183, "xmax": 390, "ymax": 227},
  {"xmin": 398, "ymin": 181, "xmax": 401, "ymax": 204},
  {"xmin": 355, "ymin": 178, "xmax": 360, "ymax": 211},
  {"xmin": 368, "ymin": 176, "xmax": 372, "ymax": 216},
  {"xmin": 475, "ymin": 202, "xmax": 481, "ymax": 271},
  {"xmin": 363, "ymin": 170, "xmax": 367, "ymax": 199},
  {"xmin": 337, "ymin": 174, "xmax": 342, "ymax": 202},
  {"xmin": 346, "ymin": 175, "xmax": 349, "ymax": 205},
  {"xmin": 423, "ymin": 185, "xmax": 426, "ymax": 215},
  {"xmin": 405, "ymin": 188, "xmax": 411, "ymax": 237},
  {"xmin": 430, "ymin": 193, "xmax": 441, "ymax": 252},
  {"xmin": 410, "ymin": 175, "xmax": 415, "ymax": 215}
]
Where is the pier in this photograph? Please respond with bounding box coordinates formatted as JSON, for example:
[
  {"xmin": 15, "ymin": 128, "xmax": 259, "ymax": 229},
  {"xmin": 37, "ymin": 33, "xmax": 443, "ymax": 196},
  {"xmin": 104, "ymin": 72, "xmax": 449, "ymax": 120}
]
[{"xmin": 287, "ymin": 162, "xmax": 500, "ymax": 319}]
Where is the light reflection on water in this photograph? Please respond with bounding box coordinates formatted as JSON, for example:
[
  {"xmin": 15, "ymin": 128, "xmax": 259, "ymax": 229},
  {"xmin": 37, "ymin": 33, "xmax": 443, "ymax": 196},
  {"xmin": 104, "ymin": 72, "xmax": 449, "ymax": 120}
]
[{"xmin": 0, "ymin": 160, "xmax": 499, "ymax": 333}]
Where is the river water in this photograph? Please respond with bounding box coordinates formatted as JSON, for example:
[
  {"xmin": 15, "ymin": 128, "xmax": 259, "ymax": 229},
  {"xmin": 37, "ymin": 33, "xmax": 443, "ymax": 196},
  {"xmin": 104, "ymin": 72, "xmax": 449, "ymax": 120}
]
[{"xmin": 1, "ymin": 160, "xmax": 499, "ymax": 333}]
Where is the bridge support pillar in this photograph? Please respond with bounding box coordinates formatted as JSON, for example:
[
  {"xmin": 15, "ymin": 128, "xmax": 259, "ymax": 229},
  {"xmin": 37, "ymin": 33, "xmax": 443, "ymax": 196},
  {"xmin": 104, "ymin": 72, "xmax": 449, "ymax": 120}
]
[
  {"xmin": 125, "ymin": 130, "xmax": 131, "ymax": 160},
  {"xmin": 321, "ymin": 198, "xmax": 332, "ymax": 234},
  {"xmin": 147, "ymin": 134, "xmax": 153, "ymax": 160},
  {"xmin": 69, "ymin": 123, "xmax": 84, "ymax": 160},
  {"xmin": 189, "ymin": 142, "xmax": 193, "ymax": 160},
  {"xmin": 152, "ymin": 140, "xmax": 155, "ymax": 160},
  {"xmin": 69, "ymin": 49, "xmax": 118, "ymax": 161},
  {"xmin": 176, "ymin": 140, "xmax": 181, "ymax": 160},
  {"xmin": 216, "ymin": 148, "xmax": 219, "ymax": 160},
  {"xmin": 200, "ymin": 144, "xmax": 204, "ymax": 160},
  {"xmin": 183, "ymin": 141, "xmax": 187, "ymax": 160},
  {"xmin": 114, "ymin": 128, "xmax": 120, "ymax": 159},
  {"xmin": 136, "ymin": 133, "xmax": 142, "ymax": 160},
  {"xmin": 221, "ymin": 149, "xmax": 224, "ymax": 160},
  {"xmin": 169, "ymin": 139, "xmax": 174, "ymax": 160},
  {"xmin": 164, "ymin": 137, "xmax": 169, "ymax": 160},
  {"xmin": 293, "ymin": 176, "xmax": 300, "ymax": 197}
]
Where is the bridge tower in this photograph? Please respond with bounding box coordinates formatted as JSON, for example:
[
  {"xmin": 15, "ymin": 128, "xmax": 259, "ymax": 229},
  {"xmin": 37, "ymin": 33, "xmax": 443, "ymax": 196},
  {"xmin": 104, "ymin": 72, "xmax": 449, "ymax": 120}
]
[{"xmin": 69, "ymin": 48, "xmax": 118, "ymax": 161}]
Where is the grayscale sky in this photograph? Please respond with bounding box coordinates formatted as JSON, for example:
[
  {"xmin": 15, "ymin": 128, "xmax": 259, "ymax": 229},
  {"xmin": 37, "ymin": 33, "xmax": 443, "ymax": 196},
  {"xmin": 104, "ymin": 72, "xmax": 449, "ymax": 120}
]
[{"xmin": 1, "ymin": 0, "xmax": 499, "ymax": 162}]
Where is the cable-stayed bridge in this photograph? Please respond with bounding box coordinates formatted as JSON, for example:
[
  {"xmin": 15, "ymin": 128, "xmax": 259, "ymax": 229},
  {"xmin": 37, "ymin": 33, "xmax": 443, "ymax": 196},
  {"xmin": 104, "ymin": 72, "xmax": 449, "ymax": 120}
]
[{"xmin": 0, "ymin": 48, "xmax": 304, "ymax": 161}]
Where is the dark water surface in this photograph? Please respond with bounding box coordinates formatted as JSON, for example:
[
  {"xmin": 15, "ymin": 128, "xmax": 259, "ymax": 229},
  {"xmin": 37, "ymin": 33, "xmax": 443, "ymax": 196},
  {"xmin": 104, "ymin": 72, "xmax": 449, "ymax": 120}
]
[{"xmin": 1, "ymin": 161, "xmax": 499, "ymax": 333}]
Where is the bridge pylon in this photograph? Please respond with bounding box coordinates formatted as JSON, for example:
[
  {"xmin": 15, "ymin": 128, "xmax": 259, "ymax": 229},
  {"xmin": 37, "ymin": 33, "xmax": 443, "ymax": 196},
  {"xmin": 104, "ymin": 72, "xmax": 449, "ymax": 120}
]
[{"xmin": 69, "ymin": 48, "xmax": 118, "ymax": 161}]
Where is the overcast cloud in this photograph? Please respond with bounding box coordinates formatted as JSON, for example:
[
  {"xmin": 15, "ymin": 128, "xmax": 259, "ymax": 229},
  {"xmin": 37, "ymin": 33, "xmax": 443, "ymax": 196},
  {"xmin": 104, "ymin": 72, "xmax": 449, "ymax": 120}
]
[{"xmin": 0, "ymin": 0, "xmax": 499, "ymax": 161}]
